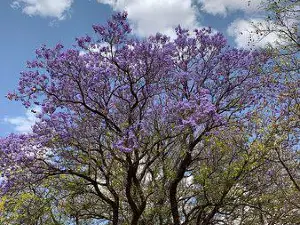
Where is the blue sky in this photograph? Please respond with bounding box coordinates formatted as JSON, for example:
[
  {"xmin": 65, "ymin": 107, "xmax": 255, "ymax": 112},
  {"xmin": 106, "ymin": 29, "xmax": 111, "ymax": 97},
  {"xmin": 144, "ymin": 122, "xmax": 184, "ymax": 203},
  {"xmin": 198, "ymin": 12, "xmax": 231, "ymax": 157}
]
[{"xmin": 0, "ymin": 0, "xmax": 276, "ymax": 136}]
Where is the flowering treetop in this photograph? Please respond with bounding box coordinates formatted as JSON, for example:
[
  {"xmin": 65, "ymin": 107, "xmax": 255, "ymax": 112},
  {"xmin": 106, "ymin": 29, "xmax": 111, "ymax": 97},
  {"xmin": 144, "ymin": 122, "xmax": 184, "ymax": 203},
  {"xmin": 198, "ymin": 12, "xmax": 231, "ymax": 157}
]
[{"xmin": 1, "ymin": 12, "xmax": 270, "ymax": 225}]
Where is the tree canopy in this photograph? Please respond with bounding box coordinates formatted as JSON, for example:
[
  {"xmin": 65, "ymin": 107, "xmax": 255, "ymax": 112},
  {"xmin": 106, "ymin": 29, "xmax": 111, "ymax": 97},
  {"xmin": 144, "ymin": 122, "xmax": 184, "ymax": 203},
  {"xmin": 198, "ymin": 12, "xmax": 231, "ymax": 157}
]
[{"xmin": 0, "ymin": 11, "xmax": 299, "ymax": 225}]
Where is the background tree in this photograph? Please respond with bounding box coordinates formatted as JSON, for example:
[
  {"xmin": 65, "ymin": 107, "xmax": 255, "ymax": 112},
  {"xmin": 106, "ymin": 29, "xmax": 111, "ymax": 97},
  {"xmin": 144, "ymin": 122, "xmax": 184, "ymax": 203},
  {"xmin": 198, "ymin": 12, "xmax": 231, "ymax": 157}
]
[{"xmin": 251, "ymin": 1, "xmax": 300, "ymax": 217}]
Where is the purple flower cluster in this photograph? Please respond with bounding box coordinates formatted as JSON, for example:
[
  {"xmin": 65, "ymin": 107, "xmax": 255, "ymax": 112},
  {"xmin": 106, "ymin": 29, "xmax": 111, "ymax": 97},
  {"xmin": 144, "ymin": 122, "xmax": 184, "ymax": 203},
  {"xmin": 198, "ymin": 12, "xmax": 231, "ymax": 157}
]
[{"xmin": 1, "ymin": 12, "xmax": 269, "ymax": 194}]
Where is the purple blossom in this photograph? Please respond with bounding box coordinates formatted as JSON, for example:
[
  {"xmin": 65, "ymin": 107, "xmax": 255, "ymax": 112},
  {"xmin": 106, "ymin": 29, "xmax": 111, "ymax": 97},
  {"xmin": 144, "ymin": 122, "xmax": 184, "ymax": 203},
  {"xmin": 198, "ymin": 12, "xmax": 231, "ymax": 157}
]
[{"xmin": 1, "ymin": 12, "xmax": 270, "ymax": 196}]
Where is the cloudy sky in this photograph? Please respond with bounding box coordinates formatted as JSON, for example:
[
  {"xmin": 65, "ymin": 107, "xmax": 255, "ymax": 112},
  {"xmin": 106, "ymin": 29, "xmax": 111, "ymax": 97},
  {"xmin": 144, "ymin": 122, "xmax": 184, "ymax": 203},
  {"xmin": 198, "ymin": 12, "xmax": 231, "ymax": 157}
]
[{"xmin": 0, "ymin": 0, "xmax": 275, "ymax": 136}]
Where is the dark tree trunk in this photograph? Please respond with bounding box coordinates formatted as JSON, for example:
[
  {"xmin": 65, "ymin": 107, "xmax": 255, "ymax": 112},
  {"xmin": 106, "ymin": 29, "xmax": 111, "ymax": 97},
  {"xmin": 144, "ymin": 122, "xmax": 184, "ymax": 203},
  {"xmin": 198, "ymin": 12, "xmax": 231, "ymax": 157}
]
[
  {"xmin": 112, "ymin": 205, "xmax": 119, "ymax": 225},
  {"xmin": 169, "ymin": 152, "xmax": 192, "ymax": 225}
]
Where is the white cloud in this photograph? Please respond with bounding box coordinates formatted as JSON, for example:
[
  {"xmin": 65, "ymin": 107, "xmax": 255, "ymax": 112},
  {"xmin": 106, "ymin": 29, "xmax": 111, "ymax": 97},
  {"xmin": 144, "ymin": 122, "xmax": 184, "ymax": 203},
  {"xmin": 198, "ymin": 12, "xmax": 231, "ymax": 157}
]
[
  {"xmin": 197, "ymin": 0, "xmax": 261, "ymax": 16},
  {"xmin": 97, "ymin": 0, "xmax": 199, "ymax": 37},
  {"xmin": 227, "ymin": 18, "xmax": 281, "ymax": 49},
  {"xmin": 11, "ymin": 0, "xmax": 73, "ymax": 20},
  {"xmin": 4, "ymin": 107, "xmax": 40, "ymax": 133}
]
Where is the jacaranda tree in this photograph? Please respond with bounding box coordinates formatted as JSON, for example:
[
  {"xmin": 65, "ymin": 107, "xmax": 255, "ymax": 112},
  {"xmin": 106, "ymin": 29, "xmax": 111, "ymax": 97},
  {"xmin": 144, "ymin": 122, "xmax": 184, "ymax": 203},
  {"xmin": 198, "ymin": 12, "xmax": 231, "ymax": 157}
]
[{"xmin": 1, "ymin": 12, "xmax": 288, "ymax": 225}]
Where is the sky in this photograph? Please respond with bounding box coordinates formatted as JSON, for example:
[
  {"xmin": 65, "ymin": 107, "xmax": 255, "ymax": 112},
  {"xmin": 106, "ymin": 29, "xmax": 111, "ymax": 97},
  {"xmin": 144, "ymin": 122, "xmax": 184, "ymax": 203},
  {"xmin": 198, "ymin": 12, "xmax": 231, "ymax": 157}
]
[{"xmin": 0, "ymin": 0, "xmax": 277, "ymax": 136}]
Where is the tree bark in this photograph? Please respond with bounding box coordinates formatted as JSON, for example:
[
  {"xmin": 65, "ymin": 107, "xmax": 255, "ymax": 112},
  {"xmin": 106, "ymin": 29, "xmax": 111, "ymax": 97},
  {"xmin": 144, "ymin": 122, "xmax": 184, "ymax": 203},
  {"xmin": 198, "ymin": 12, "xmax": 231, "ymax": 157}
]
[{"xmin": 169, "ymin": 152, "xmax": 192, "ymax": 225}]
